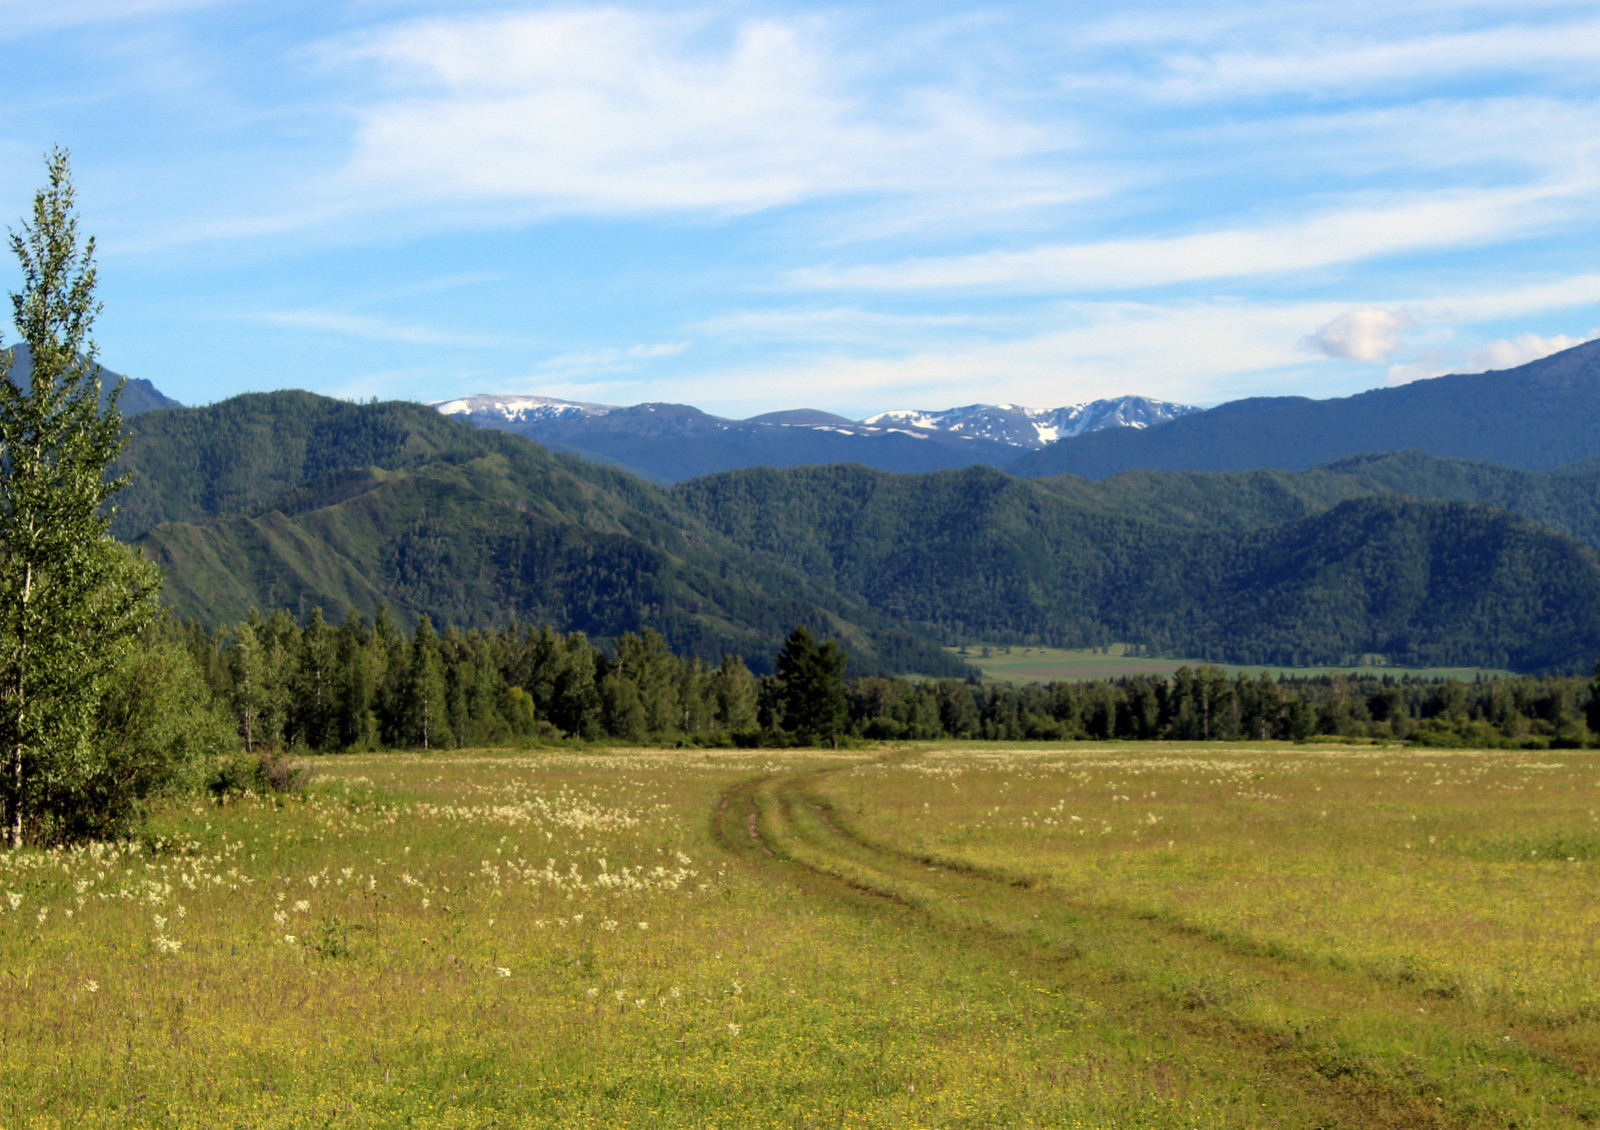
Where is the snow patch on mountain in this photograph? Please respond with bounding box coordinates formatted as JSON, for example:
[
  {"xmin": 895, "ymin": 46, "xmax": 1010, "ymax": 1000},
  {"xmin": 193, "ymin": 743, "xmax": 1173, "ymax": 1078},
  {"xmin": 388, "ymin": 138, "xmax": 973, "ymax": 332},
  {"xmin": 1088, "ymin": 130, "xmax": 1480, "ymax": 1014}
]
[
  {"xmin": 431, "ymin": 394, "xmax": 616, "ymax": 422},
  {"xmin": 864, "ymin": 396, "xmax": 1200, "ymax": 449}
]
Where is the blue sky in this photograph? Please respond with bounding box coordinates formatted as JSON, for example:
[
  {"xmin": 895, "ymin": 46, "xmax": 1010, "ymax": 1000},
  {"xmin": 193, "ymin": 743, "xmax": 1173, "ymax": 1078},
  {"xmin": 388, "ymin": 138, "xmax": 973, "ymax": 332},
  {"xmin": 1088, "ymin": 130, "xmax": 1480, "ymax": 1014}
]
[{"xmin": 4, "ymin": 0, "xmax": 1599, "ymax": 418}]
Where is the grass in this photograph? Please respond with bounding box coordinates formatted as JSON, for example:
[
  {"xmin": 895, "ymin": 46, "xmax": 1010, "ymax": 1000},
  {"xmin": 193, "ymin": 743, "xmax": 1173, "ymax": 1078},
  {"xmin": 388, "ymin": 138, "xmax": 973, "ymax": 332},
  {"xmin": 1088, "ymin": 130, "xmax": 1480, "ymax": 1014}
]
[
  {"xmin": 952, "ymin": 642, "xmax": 1515, "ymax": 683},
  {"xmin": 2, "ymin": 742, "xmax": 1597, "ymax": 1126}
]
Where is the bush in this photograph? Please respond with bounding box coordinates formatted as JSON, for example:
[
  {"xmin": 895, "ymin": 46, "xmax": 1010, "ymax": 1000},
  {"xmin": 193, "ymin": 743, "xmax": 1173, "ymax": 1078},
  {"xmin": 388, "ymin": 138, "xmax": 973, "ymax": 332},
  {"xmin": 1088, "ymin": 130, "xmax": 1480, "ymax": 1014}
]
[
  {"xmin": 209, "ymin": 749, "xmax": 314, "ymax": 802},
  {"xmin": 30, "ymin": 629, "xmax": 233, "ymax": 843}
]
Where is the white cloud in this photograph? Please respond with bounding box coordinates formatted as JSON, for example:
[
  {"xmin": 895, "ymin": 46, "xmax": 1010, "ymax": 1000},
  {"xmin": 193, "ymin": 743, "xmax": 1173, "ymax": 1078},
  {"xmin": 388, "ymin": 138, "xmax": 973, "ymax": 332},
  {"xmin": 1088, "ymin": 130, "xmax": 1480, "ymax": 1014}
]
[
  {"xmin": 251, "ymin": 310, "xmax": 515, "ymax": 349},
  {"xmin": 786, "ymin": 187, "xmax": 1568, "ymax": 293},
  {"xmin": 1427, "ymin": 274, "xmax": 1600, "ymax": 320},
  {"xmin": 1385, "ymin": 332, "xmax": 1590, "ymax": 385},
  {"xmin": 1299, "ymin": 306, "xmax": 1414, "ymax": 362},
  {"xmin": 667, "ymin": 298, "xmax": 1356, "ymax": 417},
  {"xmin": 1135, "ymin": 20, "xmax": 1600, "ymax": 101},
  {"xmin": 1472, "ymin": 332, "xmax": 1587, "ymax": 370},
  {"xmin": 535, "ymin": 341, "xmax": 689, "ymax": 378},
  {"xmin": 692, "ymin": 306, "xmax": 1007, "ymax": 345},
  {"xmin": 323, "ymin": 9, "xmax": 1059, "ymax": 217}
]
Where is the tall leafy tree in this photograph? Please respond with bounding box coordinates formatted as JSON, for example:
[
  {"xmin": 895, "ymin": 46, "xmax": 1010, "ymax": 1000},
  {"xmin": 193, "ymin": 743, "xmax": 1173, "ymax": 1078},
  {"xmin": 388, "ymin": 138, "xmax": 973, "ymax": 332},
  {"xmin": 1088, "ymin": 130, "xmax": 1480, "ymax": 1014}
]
[{"xmin": 0, "ymin": 150, "xmax": 159, "ymax": 847}]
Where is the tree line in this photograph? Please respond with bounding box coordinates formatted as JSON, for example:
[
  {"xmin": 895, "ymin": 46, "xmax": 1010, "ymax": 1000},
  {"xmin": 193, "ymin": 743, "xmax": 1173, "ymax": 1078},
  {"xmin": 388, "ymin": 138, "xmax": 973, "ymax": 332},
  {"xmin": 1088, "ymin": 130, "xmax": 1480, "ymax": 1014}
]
[{"xmin": 164, "ymin": 607, "xmax": 1600, "ymax": 753}]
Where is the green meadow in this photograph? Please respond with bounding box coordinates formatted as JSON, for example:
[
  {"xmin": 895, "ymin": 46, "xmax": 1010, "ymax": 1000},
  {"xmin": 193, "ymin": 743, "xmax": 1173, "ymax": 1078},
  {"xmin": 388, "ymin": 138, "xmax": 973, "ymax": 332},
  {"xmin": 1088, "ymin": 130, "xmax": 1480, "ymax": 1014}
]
[
  {"xmin": 953, "ymin": 642, "xmax": 1514, "ymax": 684},
  {"xmin": 3, "ymin": 743, "xmax": 1598, "ymax": 1127}
]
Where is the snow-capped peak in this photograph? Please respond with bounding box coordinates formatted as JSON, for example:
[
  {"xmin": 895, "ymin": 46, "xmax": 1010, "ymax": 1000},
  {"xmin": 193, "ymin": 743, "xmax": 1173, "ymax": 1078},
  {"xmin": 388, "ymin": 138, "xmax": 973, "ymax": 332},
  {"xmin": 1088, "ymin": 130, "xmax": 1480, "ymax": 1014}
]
[
  {"xmin": 429, "ymin": 394, "xmax": 616, "ymax": 424},
  {"xmin": 862, "ymin": 397, "xmax": 1199, "ymax": 449}
]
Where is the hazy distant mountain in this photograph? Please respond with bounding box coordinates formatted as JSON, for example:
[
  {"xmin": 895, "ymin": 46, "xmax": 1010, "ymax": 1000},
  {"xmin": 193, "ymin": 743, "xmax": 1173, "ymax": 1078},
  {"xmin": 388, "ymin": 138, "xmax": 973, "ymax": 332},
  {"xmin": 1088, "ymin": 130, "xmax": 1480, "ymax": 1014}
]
[
  {"xmin": 3, "ymin": 345, "xmax": 180, "ymax": 416},
  {"xmin": 864, "ymin": 396, "xmax": 1199, "ymax": 449},
  {"xmin": 432, "ymin": 392, "xmax": 1198, "ymax": 481},
  {"xmin": 1013, "ymin": 338, "xmax": 1600, "ymax": 478},
  {"xmin": 433, "ymin": 396, "xmax": 1019, "ymax": 480}
]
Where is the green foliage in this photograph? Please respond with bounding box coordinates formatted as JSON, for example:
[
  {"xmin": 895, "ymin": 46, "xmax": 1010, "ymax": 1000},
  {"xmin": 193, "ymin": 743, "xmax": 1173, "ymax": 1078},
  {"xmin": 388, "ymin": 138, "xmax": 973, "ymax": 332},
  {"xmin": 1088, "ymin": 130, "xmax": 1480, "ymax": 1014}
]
[
  {"xmin": 0, "ymin": 150, "xmax": 165, "ymax": 846},
  {"xmin": 769, "ymin": 626, "xmax": 849, "ymax": 746},
  {"xmin": 208, "ymin": 746, "xmax": 313, "ymax": 802}
]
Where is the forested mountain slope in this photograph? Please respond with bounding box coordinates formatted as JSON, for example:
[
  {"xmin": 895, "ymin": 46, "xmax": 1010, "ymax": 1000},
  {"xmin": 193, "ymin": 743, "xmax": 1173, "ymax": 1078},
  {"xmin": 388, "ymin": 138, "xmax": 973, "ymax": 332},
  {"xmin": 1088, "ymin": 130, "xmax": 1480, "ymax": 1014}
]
[
  {"xmin": 1012, "ymin": 338, "xmax": 1600, "ymax": 478},
  {"xmin": 1035, "ymin": 451, "xmax": 1600, "ymax": 550},
  {"xmin": 115, "ymin": 394, "xmax": 966, "ymax": 675},
  {"xmin": 675, "ymin": 463, "xmax": 1600, "ymax": 671},
  {"xmin": 113, "ymin": 391, "xmax": 1600, "ymax": 674}
]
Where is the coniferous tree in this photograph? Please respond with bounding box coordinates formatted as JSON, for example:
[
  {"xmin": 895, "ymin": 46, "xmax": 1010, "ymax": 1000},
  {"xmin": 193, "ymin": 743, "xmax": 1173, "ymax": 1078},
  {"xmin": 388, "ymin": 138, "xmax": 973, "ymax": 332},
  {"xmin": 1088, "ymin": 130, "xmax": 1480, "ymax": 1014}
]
[
  {"xmin": 772, "ymin": 626, "xmax": 849, "ymax": 747},
  {"xmin": 401, "ymin": 614, "xmax": 450, "ymax": 750},
  {"xmin": 0, "ymin": 150, "xmax": 161, "ymax": 846}
]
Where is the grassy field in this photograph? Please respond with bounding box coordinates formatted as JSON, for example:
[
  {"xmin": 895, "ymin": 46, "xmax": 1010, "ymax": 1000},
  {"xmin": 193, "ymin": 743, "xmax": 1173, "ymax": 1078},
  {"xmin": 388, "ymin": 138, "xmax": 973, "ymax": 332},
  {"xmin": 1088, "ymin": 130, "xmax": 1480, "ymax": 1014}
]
[
  {"xmin": 952, "ymin": 642, "xmax": 1514, "ymax": 683},
  {"xmin": 3, "ymin": 743, "xmax": 1597, "ymax": 1127}
]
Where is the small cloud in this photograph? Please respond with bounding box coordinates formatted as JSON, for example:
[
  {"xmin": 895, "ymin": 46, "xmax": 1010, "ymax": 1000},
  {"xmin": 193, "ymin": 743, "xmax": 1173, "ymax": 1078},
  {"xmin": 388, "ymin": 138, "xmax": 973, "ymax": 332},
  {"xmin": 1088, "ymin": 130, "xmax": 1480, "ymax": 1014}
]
[
  {"xmin": 1299, "ymin": 306, "xmax": 1413, "ymax": 363},
  {"xmin": 1471, "ymin": 332, "xmax": 1585, "ymax": 371},
  {"xmin": 1385, "ymin": 360, "xmax": 1447, "ymax": 386}
]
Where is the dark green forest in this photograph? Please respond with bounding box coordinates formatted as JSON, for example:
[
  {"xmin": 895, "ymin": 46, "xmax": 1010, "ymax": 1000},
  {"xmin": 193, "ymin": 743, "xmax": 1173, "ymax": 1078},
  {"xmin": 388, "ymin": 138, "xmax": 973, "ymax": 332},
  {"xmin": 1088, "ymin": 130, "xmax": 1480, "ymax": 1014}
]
[{"xmin": 163, "ymin": 609, "xmax": 1600, "ymax": 753}]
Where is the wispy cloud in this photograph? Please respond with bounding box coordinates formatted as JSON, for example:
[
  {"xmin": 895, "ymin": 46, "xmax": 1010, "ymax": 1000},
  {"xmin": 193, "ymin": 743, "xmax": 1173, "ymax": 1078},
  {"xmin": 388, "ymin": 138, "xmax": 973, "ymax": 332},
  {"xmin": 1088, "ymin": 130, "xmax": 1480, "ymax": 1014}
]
[
  {"xmin": 788, "ymin": 187, "xmax": 1572, "ymax": 293},
  {"xmin": 692, "ymin": 306, "xmax": 1009, "ymax": 345},
  {"xmin": 669, "ymin": 298, "xmax": 1351, "ymax": 416},
  {"xmin": 1140, "ymin": 21, "xmax": 1600, "ymax": 101},
  {"xmin": 251, "ymin": 309, "xmax": 517, "ymax": 349},
  {"xmin": 320, "ymin": 8, "xmax": 1064, "ymax": 218},
  {"xmin": 535, "ymin": 341, "xmax": 690, "ymax": 378},
  {"xmin": 0, "ymin": 0, "xmax": 218, "ymax": 38}
]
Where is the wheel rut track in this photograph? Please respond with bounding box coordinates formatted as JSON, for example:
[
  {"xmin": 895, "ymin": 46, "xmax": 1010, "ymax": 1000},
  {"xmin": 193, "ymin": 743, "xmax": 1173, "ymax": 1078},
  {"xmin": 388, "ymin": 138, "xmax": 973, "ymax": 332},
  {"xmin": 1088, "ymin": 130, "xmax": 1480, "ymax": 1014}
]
[{"xmin": 711, "ymin": 752, "xmax": 1600, "ymax": 1130}]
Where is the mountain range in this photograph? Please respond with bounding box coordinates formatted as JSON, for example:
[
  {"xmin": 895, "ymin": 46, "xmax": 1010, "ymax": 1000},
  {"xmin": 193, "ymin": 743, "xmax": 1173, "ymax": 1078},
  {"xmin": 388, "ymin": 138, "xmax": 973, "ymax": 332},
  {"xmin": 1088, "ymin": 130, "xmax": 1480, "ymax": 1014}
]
[
  {"xmin": 432, "ymin": 393, "xmax": 1197, "ymax": 482},
  {"xmin": 431, "ymin": 339, "xmax": 1600, "ymax": 486},
  {"xmin": 79, "ymin": 335, "xmax": 1600, "ymax": 676},
  {"xmin": 1013, "ymin": 339, "xmax": 1600, "ymax": 478}
]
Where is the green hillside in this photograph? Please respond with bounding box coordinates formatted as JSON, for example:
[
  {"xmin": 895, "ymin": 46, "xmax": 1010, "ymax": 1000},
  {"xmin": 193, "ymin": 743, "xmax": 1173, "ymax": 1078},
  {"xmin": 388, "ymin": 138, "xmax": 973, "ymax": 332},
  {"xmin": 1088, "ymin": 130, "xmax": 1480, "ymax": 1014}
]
[
  {"xmin": 676, "ymin": 464, "xmax": 1600, "ymax": 672},
  {"xmin": 117, "ymin": 394, "xmax": 967, "ymax": 676},
  {"xmin": 111, "ymin": 392, "xmax": 1600, "ymax": 676}
]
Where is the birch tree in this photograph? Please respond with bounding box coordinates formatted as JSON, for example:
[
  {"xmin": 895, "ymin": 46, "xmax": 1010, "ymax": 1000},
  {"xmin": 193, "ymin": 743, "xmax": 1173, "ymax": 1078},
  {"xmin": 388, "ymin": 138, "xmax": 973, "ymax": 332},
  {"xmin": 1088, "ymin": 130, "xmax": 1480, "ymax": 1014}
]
[{"xmin": 0, "ymin": 149, "xmax": 158, "ymax": 847}]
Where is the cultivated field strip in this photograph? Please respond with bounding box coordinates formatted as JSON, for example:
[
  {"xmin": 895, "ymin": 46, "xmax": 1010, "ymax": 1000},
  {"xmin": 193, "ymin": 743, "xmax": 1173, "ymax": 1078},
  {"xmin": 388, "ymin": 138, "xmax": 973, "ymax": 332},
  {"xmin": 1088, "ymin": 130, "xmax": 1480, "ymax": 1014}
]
[{"xmin": 714, "ymin": 751, "xmax": 1600, "ymax": 1130}]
